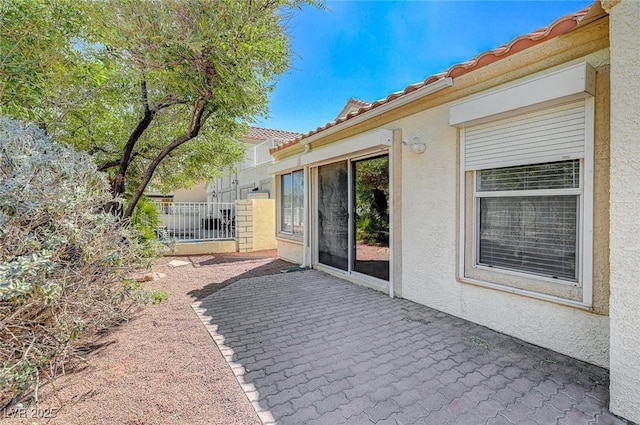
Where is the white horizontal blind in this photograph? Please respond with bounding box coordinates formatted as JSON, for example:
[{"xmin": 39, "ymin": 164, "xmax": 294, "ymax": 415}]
[
  {"xmin": 464, "ymin": 100, "xmax": 586, "ymax": 171},
  {"xmin": 476, "ymin": 161, "xmax": 580, "ymax": 192},
  {"xmin": 478, "ymin": 196, "xmax": 578, "ymax": 281},
  {"xmin": 280, "ymin": 170, "xmax": 304, "ymax": 235}
]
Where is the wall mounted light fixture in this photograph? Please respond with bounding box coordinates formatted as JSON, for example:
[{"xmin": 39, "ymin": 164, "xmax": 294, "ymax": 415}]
[{"xmin": 402, "ymin": 136, "xmax": 427, "ymax": 154}]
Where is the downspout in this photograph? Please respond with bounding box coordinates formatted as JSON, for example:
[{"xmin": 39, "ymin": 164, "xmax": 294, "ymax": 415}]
[
  {"xmin": 301, "ymin": 145, "xmax": 311, "ymax": 267},
  {"xmin": 388, "ymin": 141, "xmax": 395, "ymax": 299}
]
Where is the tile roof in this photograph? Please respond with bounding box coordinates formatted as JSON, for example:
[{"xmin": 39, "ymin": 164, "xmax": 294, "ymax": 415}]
[
  {"xmin": 336, "ymin": 98, "xmax": 372, "ymax": 120},
  {"xmin": 271, "ymin": 4, "xmax": 594, "ymax": 154},
  {"xmin": 244, "ymin": 126, "xmax": 302, "ymax": 142}
]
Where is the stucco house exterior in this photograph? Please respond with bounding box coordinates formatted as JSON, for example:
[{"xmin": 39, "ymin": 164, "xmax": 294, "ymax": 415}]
[
  {"xmin": 269, "ymin": 1, "xmax": 640, "ymax": 422},
  {"xmin": 211, "ymin": 127, "xmax": 301, "ymax": 203}
]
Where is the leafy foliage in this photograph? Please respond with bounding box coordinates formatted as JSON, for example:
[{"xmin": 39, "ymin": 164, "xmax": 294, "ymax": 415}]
[
  {"xmin": 354, "ymin": 156, "xmax": 389, "ymax": 245},
  {"xmin": 130, "ymin": 196, "xmax": 160, "ymax": 241},
  {"xmin": 0, "ymin": 117, "xmax": 157, "ymax": 407},
  {"xmin": 0, "ymin": 0, "xmax": 319, "ymax": 216}
]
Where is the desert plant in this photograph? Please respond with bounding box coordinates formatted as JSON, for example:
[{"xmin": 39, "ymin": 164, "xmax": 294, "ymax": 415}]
[{"xmin": 0, "ymin": 117, "xmax": 157, "ymax": 408}]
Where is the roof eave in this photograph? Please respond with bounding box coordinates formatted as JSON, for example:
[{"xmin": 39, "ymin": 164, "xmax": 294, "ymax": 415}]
[{"xmin": 300, "ymin": 77, "xmax": 453, "ymax": 147}]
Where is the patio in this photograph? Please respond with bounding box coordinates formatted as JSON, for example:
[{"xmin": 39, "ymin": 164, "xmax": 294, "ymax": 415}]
[{"xmin": 193, "ymin": 270, "xmax": 628, "ymax": 425}]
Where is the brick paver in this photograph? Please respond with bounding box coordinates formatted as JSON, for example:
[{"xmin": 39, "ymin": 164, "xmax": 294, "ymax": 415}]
[{"xmin": 193, "ymin": 270, "xmax": 629, "ymax": 425}]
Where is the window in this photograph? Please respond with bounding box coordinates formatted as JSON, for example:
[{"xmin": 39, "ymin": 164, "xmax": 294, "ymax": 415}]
[
  {"xmin": 280, "ymin": 170, "xmax": 304, "ymax": 235},
  {"xmin": 475, "ymin": 160, "xmax": 580, "ymax": 282},
  {"xmin": 457, "ymin": 98, "xmax": 594, "ymax": 304}
]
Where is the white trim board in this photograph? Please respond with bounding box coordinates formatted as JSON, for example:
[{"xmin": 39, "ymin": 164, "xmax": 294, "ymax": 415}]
[
  {"xmin": 449, "ymin": 62, "xmax": 596, "ymax": 127},
  {"xmin": 300, "ymin": 129, "xmax": 393, "ymax": 166},
  {"xmin": 269, "ymin": 155, "xmax": 303, "ymax": 175}
]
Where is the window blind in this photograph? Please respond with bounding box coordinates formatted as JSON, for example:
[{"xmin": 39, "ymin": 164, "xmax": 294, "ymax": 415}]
[
  {"xmin": 477, "ymin": 160, "xmax": 580, "ymax": 192},
  {"xmin": 478, "ymin": 196, "xmax": 578, "ymax": 281},
  {"xmin": 464, "ymin": 100, "xmax": 586, "ymax": 171}
]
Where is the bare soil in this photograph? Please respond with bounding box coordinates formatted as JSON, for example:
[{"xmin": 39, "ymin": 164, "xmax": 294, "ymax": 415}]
[{"xmin": 1, "ymin": 250, "xmax": 292, "ymax": 425}]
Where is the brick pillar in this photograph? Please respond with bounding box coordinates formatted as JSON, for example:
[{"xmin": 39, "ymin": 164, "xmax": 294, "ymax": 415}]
[{"xmin": 236, "ymin": 200, "xmax": 253, "ymax": 252}]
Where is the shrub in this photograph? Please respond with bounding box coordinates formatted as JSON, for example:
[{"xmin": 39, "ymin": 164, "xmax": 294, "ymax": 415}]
[
  {"xmin": 0, "ymin": 117, "xmax": 157, "ymax": 408},
  {"xmin": 130, "ymin": 196, "xmax": 160, "ymax": 243}
]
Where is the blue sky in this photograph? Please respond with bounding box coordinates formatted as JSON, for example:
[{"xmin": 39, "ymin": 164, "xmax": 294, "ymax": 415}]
[{"xmin": 256, "ymin": 0, "xmax": 593, "ymax": 134}]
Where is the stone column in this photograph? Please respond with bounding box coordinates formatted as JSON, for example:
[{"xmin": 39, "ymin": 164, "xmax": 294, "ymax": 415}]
[{"xmin": 236, "ymin": 200, "xmax": 253, "ymax": 252}]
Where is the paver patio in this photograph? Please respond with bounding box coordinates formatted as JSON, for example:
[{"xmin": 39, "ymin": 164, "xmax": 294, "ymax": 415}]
[{"xmin": 192, "ymin": 270, "xmax": 629, "ymax": 425}]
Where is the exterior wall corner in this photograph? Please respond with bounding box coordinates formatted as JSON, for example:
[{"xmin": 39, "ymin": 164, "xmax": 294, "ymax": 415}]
[{"xmin": 608, "ymin": 0, "xmax": 640, "ymax": 422}]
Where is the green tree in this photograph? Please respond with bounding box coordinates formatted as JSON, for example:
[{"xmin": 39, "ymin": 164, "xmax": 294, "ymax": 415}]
[{"xmin": 1, "ymin": 0, "xmax": 317, "ymax": 217}]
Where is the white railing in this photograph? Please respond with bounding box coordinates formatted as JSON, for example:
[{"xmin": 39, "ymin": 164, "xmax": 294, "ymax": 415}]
[
  {"xmin": 239, "ymin": 138, "xmax": 291, "ymax": 171},
  {"xmin": 239, "ymin": 148, "xmax": 255, "ymax": 171},
  {"xmin": 152, "ymin": 201, "xmax": 236, "ymax": 242}
]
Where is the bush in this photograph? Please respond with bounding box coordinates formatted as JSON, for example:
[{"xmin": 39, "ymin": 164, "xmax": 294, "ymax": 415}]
[
  {"xmin": 0, "ymin": 118, "xmax": 157, "ymax": 408},
  {"xmin": 130, "ymin": 196, "xmax": 160, "ymax": 242}
]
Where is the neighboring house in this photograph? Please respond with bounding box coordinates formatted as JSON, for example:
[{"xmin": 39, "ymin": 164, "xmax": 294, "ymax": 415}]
[
  {"xmin": 146, "ymin": 126, "xmax": 300, "ymax": 204},
  {"xmin": 269, "ymin": 1, "xmax": 640, "ymax": 422},
  {"xmin": 211, "ymin": 127, "xmax": 301, "ymax": 203}
]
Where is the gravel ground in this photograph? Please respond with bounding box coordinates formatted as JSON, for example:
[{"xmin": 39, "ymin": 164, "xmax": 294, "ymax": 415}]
[{"xmin": 1, "ymin": 250, "xmax": 291, "ymax": 425}]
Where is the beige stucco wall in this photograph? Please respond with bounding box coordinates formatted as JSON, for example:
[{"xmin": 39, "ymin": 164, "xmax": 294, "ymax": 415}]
[
  {"xmin": 277, "ymin": 238, "xmax": 304, "ymax": 264},
  {"xmin": 251, "ymin": 200, "xmax": 276, "ymax": 251},
  {"xmin": 607, "ymin": 0, "xmax": 640, "ymax": 421},
  {"xmin": 173, "ymin": 181, "xmax": 209, "ymax": 203}
]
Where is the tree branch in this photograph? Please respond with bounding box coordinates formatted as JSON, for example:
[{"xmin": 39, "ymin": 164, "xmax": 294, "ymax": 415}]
[
  {"xmin": 97, "ymin": 160, "xmax": 120, "ymax": 172},
  {"xmin": 150, "ymin": 96, "xmax": 186, "ymax": 113},
  {"xmin": 141, "ymin": 71, "xmax": 150, "ymax": 115},
  {"xmin": 124, "ymin": 102, "xmax": 210, "ymax": 218},
  {"xmin": 113, "ymin": 77, "xmax": 154, "ymax": 202}
]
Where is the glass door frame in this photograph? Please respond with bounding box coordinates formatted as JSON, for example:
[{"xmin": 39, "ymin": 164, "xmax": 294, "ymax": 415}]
[{"xmin": 312, "ymin": 149, "xmax": 392, "ymax": 290}]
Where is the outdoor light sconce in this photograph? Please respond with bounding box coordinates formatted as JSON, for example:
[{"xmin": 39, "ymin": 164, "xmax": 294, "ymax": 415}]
[{"xmin": 403, "ymin": 136, "xmax": 427, "ymax": 154}]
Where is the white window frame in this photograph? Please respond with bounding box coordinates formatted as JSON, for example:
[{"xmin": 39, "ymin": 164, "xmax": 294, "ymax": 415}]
[
  {"xmin": 458, "ymin": 98, "xmax": 594, "ymax": 308},
  {"xmin": 278, "ymin": 169, "xmax": 304, "ymax": 237}
]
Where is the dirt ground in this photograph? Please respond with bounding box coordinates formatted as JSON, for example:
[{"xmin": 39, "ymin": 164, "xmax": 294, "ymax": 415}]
[{"xmin": 1, "ymin": 250, "xmax": 292, "ymax": 425}]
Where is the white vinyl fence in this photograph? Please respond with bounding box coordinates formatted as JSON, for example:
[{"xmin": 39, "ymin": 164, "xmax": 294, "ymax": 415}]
[{"xmin": 152, "ymin": 201, "xmax": 236, "ymax": 242}]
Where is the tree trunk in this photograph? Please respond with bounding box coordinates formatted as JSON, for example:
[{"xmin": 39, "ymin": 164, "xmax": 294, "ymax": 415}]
[
  {"xmin": 113, "ymin": 111, "xmax": 153, "ymax": 201},
  {"xmin": 124, "ymin": 135, "xmax": 191, "ymax": 218}
]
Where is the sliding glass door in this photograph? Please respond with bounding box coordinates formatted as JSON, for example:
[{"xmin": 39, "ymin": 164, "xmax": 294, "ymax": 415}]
[
  {"xmin": 317, "ymin": 161, "xmax": 349, "ymax": 270},
  {"xmin": 316, "ymin": 154, "xmax": 389, "ymax": 282}
]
